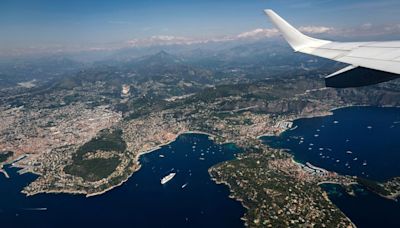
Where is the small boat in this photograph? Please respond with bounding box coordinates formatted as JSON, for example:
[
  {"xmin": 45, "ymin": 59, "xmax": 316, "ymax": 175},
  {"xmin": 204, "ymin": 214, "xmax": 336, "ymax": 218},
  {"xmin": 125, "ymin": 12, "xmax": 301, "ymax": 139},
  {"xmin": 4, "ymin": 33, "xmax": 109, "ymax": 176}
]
[
  {"xmin": 182, "ymin": 183, "xmax": 188, "ymax": 189},
  {"xmin": 23, "ymin": 208, "xmax": 47, "ymax": 211}
]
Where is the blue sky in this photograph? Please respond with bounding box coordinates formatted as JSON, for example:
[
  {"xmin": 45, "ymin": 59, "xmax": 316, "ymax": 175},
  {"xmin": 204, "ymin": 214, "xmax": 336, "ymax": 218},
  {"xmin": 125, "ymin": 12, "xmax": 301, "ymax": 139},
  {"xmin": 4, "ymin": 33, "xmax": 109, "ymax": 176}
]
[{"xmin": 1, "ymin": 0, "xmax": 400, "ymax": 52}]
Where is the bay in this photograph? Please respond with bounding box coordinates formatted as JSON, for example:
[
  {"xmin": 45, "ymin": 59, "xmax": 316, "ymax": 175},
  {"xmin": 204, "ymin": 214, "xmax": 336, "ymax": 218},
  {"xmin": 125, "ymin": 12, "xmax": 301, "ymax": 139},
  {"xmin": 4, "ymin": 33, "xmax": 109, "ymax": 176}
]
[{"xmin": 0, "ymin": 133, "xmax": 245, "ymax": 228}]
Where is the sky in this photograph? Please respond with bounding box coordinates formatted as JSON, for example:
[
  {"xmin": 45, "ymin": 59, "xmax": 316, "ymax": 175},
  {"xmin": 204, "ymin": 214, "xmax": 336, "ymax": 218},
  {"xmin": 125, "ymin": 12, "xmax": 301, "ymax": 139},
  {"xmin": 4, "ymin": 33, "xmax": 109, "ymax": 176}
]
[{"xmin": 1, "ymin": 0, "xmax": 400, "ymax": 54}]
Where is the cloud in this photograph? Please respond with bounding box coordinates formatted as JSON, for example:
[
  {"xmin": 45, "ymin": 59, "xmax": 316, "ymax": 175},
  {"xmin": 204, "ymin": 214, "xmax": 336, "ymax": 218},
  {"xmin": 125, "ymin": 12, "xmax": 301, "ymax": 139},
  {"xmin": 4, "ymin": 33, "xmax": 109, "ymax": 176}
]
[
  {"xmin": 361, "ymin": 23, "xmax": 373, "ymax": 30},
  {"xmin": 124, "ymin": 26, "xmax": 336, "ymax": 48},
  {"xmin": 237, "ymin": 28, "xmax": 279, "ymax": 39},
  {"xmin": 126, "ymin": 29, "xmax": 278, "ymax": 48},
  {"xmin": 384, "ymin": 24, "xmax": 400, "ymax": 32},
  {"xmin": 333, "ymin": 23, "xmax": 400, "ymax": 38},
  {"xmin": 127, "ymin": 35, "xmax": 202, "ymax": 47},
  {"xmin": 235, "ymin": 26, "xmax": 333, "ymax": 40},
  {"xmin": 298, "ymin": 26, "xmax": 334, "ymax": 34}
]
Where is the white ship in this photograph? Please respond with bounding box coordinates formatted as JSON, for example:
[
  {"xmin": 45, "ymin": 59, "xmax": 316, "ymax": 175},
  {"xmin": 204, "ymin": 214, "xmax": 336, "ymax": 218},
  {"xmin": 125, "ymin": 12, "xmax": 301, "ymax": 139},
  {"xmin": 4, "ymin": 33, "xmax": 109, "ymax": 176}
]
[{"xmin": 161, "ymin": 172, "xmax": 176, "ymax": 185}]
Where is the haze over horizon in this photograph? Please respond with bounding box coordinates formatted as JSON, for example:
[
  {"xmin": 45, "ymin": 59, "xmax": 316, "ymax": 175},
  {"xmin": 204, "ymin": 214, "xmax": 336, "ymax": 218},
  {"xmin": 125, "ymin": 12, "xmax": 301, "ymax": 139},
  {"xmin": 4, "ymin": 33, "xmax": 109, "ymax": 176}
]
[{"xmin": 2, "ymin": 0, "xmax": 400, "ymax": 55}]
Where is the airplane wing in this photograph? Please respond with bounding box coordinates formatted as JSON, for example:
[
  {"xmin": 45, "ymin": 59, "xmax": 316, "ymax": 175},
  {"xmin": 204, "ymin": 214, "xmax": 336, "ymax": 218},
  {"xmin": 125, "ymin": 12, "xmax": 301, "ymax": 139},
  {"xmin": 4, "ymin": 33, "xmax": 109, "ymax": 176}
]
[{"xmin": 264, "ymin": 9, "xmax": 400, "ymax": 88}]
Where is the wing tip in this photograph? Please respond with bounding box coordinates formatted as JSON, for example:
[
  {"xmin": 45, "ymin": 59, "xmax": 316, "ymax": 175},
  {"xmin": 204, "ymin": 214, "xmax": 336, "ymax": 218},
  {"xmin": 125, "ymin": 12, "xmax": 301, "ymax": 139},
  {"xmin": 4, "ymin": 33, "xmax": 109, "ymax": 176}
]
[
  {"xmin": 263, "ymin": 9, "xmax": 274, "ymax": 16},
  {"xmin": 263, "ymin": 9, "xmax": 330, "ymax": 51}
]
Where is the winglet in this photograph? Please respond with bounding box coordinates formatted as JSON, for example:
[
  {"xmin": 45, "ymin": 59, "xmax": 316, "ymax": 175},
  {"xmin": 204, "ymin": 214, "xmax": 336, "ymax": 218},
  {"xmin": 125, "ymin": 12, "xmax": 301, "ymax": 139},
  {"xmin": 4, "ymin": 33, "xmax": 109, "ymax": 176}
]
[{"xmin": 264, "ymin": 9, "xmax": 330, "ymax": 51}]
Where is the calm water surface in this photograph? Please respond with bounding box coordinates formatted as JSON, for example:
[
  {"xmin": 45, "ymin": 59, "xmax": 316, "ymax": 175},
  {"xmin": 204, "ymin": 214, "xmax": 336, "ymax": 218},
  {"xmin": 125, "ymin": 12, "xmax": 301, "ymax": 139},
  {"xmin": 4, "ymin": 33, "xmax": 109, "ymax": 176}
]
[
  {"xmin": 262, "ymin": 106, "xmax": 400, "ymax": 227},
  {"xmin": 3, "ymin": 107, "xmax": 400, "ymax": 228},
  {"xmin": 0, "ymin": 133, "xmax": 245, "ymax": 228}
]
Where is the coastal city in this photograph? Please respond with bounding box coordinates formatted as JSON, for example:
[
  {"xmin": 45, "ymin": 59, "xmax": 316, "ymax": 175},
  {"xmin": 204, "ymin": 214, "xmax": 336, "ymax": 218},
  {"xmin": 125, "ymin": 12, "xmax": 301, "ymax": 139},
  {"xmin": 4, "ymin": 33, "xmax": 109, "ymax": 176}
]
[
  {"xmin": 2, "ymin": 0, "xmax": 400, "ymax": 227},
  {"xmin": 1, "ymin": 65, "xmax": 399, "ymax": 226}
]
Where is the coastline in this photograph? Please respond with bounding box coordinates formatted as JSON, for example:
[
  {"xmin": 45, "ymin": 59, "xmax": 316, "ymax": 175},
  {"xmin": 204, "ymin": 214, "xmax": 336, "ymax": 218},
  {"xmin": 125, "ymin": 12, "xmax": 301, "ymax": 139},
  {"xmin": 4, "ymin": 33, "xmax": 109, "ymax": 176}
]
[
  {"xmin": 256, "ymin": 109, "xmax": 336, "ymax": 139},
  {"xmin": 21, "ymin": 130, "xmax": 218, "ymax": 198},
  {"xmin": 86, "ymin": 130, "xmax": 244, "ymax": 198},
  {"xmin": 209, "ymin": 173, "xmax": 250, "ymax": 223},
  {"xmin": 208, "ymin": 146, "xmax": 358, "ymax": 227},
  {"xmin": 257, "ymin": 105, "xmax": 400, "ymax": 203},
  {"xmin": 85, "ymin": 130, "xmax": 231, "ymax": 197},
  {"xmin": 257, "ymin": 105, "xmax": 400, "ymax": 139},
  {"xmin": 216, "ymin": 105, "xmax": 371, "ymax": 227},
  {"xmin": 14, "ymin": 105, "xmax": 400, "ymax": 210},
  {"xmin": 14, "ymin": 106, "xmax": 370, "ymax": 198}
]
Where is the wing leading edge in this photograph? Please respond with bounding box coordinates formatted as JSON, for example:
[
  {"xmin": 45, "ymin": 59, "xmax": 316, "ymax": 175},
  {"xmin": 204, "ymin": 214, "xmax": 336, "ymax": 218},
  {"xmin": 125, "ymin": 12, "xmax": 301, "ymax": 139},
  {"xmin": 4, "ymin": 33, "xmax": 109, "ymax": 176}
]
[{"xmin": 264, "ymin": 9, "xmax": 400, "ymax": 88}]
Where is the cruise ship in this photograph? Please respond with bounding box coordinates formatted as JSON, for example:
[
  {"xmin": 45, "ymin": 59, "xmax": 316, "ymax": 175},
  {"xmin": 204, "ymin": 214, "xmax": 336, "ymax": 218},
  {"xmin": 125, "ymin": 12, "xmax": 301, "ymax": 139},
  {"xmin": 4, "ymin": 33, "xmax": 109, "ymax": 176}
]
[{"xmin": 161, "ymin": 172, "xmax": 176, "ymax": 185}]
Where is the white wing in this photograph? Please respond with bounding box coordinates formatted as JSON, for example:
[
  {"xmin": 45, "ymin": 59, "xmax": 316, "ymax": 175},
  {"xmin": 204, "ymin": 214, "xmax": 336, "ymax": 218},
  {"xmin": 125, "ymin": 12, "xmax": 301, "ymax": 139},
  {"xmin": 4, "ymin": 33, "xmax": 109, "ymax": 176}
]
[{"xmin": 264, "ymin": 9, "xmax": 400, "ymax": 87}]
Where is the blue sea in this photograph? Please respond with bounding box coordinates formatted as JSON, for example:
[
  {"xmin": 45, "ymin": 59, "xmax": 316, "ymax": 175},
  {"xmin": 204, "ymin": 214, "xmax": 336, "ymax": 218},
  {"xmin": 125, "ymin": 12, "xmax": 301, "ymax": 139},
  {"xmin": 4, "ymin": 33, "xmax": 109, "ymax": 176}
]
[
  {"xmin": 0, "ymin": 134, "xmax": 245, "ymax": 228},
  {"xmin": 262, "ymin": 106, "xmax": 400, "ymax": 227},
  {"xmin": 2, "ymin": 107, "xmax": 400, "ymax": 228}
]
